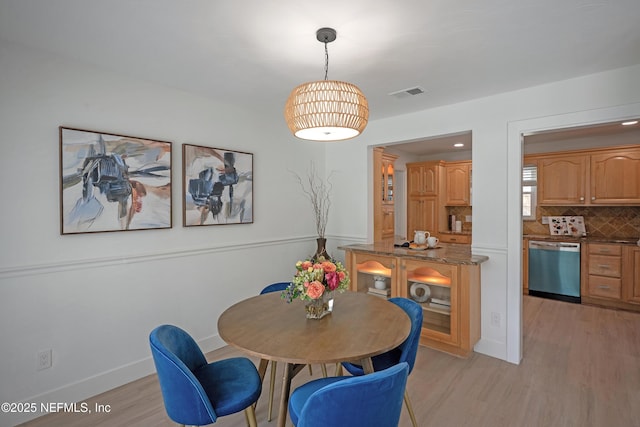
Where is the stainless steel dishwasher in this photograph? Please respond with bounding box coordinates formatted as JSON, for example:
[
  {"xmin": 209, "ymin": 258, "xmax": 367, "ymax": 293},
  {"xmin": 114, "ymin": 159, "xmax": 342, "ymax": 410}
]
[{"xmin": 528, "ymin": 240, "xmax": 581, "ymax": 303}]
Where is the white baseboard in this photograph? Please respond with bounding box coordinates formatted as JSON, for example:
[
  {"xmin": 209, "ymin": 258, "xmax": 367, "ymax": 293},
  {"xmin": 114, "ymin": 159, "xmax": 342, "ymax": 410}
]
[
  {"xmin": 5, "ymin": 334, "xmax": 226, "ymax": 426},
  {"xmin": 474, "ymin": 337, "xmax": 511, "ymax": 364}
]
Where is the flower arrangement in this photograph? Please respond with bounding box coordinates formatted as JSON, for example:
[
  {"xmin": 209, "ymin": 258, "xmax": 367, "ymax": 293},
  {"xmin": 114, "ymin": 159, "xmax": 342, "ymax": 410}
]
[{"xmin": 282, "ymin": 257, "xmax": 350, "ymax": 303}]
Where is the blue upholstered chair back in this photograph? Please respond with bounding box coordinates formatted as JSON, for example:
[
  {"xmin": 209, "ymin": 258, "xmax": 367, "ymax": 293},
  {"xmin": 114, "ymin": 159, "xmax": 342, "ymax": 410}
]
[
  {"xmin": 298, "ymin": 362, "xmax": 409, "ymax": 427},
  {"xmin": 149, "ymin": 325, "xmax": 217, "ymax": 425},
  {"xmin": 388, "ymin": 297, "xmax": 423, "ymax": 373},
  {"xmin": 260, "ymin": 282, "xmax": 290, "ymax": 295}
]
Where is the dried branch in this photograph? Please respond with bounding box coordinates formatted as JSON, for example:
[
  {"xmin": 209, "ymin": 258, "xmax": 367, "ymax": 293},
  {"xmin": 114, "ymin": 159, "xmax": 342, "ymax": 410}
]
[{"xmin": 291, "ymin": 163, "xmax": 332, "ymax": 238}]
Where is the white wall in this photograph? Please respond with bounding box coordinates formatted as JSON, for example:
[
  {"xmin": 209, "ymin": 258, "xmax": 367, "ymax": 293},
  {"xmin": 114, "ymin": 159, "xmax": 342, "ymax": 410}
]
[
  {"xmin": 0, "ymin": 40, "xmax": 326, "ymax": 426},
  {"xmin": 327, "ymin": 64, "xmax": 640, "ymax": 363}
]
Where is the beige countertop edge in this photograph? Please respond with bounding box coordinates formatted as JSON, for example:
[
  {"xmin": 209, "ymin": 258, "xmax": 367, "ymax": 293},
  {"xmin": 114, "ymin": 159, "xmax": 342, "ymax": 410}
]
[{"xmin": 338, "ymin": 243, "xmax": 489, "ymax": 265}]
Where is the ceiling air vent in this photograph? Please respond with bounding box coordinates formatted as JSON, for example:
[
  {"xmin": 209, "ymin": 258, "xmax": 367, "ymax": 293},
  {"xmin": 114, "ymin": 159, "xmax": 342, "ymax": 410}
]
[{"xmin": 388, "ymin": 86, "xmax": 425, "ymax": 99}]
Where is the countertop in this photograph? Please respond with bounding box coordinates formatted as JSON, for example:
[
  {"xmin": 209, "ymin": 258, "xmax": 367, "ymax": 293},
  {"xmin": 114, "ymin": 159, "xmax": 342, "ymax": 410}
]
[
  {"xmin": 523, "ymin": 234, "xmax": 640, "ymax": 246},
  {"xmin": 338, "ymin": 242, "xmax": 489, "ymax": 265},
  {"xmin": 438, "ymin": 230, "xmax": 472, "ymax": 236}
]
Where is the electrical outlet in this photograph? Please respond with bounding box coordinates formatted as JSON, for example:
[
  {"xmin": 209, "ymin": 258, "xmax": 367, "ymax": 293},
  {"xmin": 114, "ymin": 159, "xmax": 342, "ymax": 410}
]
[
  {"xmin": 37, "ymin": 349, "xmax": 52, "ymax": 370},
  {"xmin": 465, "ymin": 215, "xmax": 472, "ymax": 222},
  {"xmin": 490, "ymin": 312, "xmax": 501, "ymax": 327},
  {"xmin": 541, "ymin": 216, "xmax": 549, "ymax": 224}
]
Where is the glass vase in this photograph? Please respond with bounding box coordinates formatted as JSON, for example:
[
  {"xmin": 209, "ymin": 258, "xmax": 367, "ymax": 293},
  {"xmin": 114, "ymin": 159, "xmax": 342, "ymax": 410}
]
[{"xmin": 305, "ymin": 292, "xmax": 334, "ymax": 319}]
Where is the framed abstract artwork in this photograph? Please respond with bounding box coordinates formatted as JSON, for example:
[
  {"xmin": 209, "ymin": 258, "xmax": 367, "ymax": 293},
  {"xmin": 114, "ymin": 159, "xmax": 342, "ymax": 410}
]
[
  {"xmin": 182, "ymin": 144, "xmax": 253, "ymax": 226},
  {"xmin": 59, "ymin": 127, "xmax": 172, "ymax": 234}
]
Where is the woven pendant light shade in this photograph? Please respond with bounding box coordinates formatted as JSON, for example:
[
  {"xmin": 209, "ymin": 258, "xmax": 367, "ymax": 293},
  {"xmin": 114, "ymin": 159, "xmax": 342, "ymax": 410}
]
[
  {"xmin": 284, "ymin": 27, "xmax": 369, "ymax": 142},
  {"xmin": 284, "ymin": 80, "xmax": 368, "ymax": 141}
]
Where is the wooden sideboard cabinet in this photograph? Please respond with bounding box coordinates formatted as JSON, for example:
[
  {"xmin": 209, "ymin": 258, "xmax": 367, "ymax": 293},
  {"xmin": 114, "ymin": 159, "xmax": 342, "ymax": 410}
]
[
  {"xmin": 343, "ymin": 246, "xmax": 483, "ymax": 357},
  {"xmin": 348, "ymin": 251, "xmax": 398, "ymax": 295}
]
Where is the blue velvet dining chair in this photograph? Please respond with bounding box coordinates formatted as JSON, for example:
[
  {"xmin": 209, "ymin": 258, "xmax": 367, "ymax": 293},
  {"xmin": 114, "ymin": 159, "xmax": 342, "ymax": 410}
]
[
  {"xmin": 340, "ymin": 297, "xmax": 423, "ymax": 427},
  {"xmin": 259, "ymin": 282, "xmax": 322, "ymax": 421},
  {"xmin": 149, "ymin": 324, "xmax": 262, "ymax": 427},
  {"xmin": 288, "ymin": 362, "xmax": 409, "ymax": 427}
]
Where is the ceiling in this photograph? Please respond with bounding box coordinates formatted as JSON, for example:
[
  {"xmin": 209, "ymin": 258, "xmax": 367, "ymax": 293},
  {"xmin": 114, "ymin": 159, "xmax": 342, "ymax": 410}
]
[{"xmin": 1, "ymin": 0, "xmax": 639, "ymax": 154}]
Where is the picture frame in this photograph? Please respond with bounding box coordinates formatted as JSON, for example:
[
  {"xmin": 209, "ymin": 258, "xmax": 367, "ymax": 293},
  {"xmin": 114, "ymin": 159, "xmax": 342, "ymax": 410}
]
[
  {"xmin": 59, "ymin": 127, "xmax": 172, "ymax": 235},
  {"xmin": 182, "ymin": 144, "xmax": 253, "ymax": 226}
]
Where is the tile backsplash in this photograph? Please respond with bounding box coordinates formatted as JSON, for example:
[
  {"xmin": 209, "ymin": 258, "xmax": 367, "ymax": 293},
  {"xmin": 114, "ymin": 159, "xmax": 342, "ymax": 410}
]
[
  {"xmin": 447, "ymin": 206, "xmax": 473, "ymax": 232},
  {"xmin": 524, "ymin": 206, "xmax": 640, "ymax": 238}
]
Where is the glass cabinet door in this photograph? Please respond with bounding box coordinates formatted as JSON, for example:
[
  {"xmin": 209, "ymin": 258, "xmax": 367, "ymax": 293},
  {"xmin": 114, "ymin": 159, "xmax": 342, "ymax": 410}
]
[
  {"xmin": 382, "ymin": 156, "xmax": 395, "ymax": 203},
  {"xmin": 400, "ymin": 260, "xmax": 458, "ymax": 345},
  {"xmin": 386, "ymin": 163, "xmax": 394, "ymax": 202},
  {"xmin": 350, "ymin": 253, "xmax": 396, "ymax": 299}
]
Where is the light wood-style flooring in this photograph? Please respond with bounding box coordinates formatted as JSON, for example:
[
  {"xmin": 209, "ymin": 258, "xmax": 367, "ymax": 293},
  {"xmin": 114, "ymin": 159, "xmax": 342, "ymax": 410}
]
[{"xmin": 19, "ymin": 296, "xmax": 640, "ymax": 427}]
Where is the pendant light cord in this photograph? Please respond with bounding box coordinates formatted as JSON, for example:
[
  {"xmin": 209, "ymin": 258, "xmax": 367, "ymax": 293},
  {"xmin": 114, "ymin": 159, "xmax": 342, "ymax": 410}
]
[{"xmin": 324, "ymin": 41, "xmax": 329, "ymax": 81}]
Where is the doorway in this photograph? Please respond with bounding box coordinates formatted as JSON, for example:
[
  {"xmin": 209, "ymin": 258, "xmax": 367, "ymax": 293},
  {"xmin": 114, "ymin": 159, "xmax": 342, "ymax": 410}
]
[{"xmin": 509, "ymin": 103, "xmax": 640, "ymax": 363}]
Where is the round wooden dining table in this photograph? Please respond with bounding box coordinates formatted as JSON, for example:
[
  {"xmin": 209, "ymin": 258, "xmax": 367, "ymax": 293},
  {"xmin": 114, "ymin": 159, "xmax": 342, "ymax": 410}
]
[{"xmin": 217, "ymin": 291, "xmax": 411, "ymax": 427}]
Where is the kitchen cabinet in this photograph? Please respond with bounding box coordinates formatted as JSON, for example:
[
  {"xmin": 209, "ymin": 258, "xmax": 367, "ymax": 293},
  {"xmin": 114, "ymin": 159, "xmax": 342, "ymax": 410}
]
[
  {"xmin": 581, "ymin": 243, "xmax": 640, "ymax": 312},
  {"xmin": 590, "ymin": 149, "xmax": 640, "ymax": 204},
  {"xmin": 373, "ymin": 148, "xmax": 398, "ymax": 241},
  {"xmin": 623, "ymin": 246, "xmax": 640, "ymax": 305},
  {"xmin": 535, "ymin": 146, "xmax": 640, "ymax": 206},
  {"xmin": 381, "ymin": 205, "xmax": 395, "ymax": 240},
  {"xmin": 341, "ymin": 244, "xmax": 485, "ymax": 357},
  {"xmin": 407, "ymin": 161, "xmax": 442, "ymax": 196},
  {"xmin": 522, "ymin": 238, "xmax": 529, "ymax": 294},
  {"xmin": 537, "ymin": 154, "xmax": 588, "ymax": 205},
  {"xmin": 586, "ymin": 244, "xmax": 622, "ymax": 300},
  {"xmin": 406, "ymin": 161, "xmax": 444, "ymax": 238},
  {"xmin": 444, "ymin": 161, "xmax": 471, "ymax": 206},
  {"xmin": 438, "ymin": 233, "xmax": 471, "ymax": 244},
  {"xmin": 407, "ymin": 196, "xmax": 438, "ymax": 240}
]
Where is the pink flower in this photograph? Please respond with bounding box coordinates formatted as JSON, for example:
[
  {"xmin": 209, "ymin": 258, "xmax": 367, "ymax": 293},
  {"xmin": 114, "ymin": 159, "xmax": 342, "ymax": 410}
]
[
  {"xmin": 325, "ymin": 272, "xmax": 340, "ymax": 290},
  {"xmin": 301, "ymin": 261, "xmax": 313, "ymax": 270},
  {"xmin": 306, "ymin": 281, "xmax": 325, "ymax": 299}
]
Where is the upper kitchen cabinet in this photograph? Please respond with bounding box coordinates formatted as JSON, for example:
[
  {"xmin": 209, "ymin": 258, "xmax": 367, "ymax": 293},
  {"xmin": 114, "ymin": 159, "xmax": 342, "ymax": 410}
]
[
  {"xmin": 373, "ymin": 148, "xmax": 398, "ymax": 241},
  {"xmin": 444, "ymin": 161, "xmax": 471, "ymax": 206},
  {"xmin": 407, "ymin": 161, "xmax": 442, "ymax": 196},
  {"xmin": 534, "ymin": 146, "xmax": 640, "ymax": 206},
  {"xmin": 537, "ymin": 154, "xmax": 588, "ymax": 205},
  {"xmin": 590, "ymin": 149, "xmax": 640, "ymax": 204}
]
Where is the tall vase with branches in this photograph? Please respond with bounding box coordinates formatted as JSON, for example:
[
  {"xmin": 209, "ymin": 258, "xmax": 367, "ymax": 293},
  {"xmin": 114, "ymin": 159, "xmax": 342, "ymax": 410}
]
[{"xmin": 292, "ymin": 163, "xmax": 332, "ymax": 261}]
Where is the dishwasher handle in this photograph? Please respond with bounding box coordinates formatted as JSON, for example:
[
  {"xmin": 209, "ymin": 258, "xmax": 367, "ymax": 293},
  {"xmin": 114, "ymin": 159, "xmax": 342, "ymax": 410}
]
[{"xmin": 529, "ymin": 240, "xmax": 580, "ymax": 252}]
